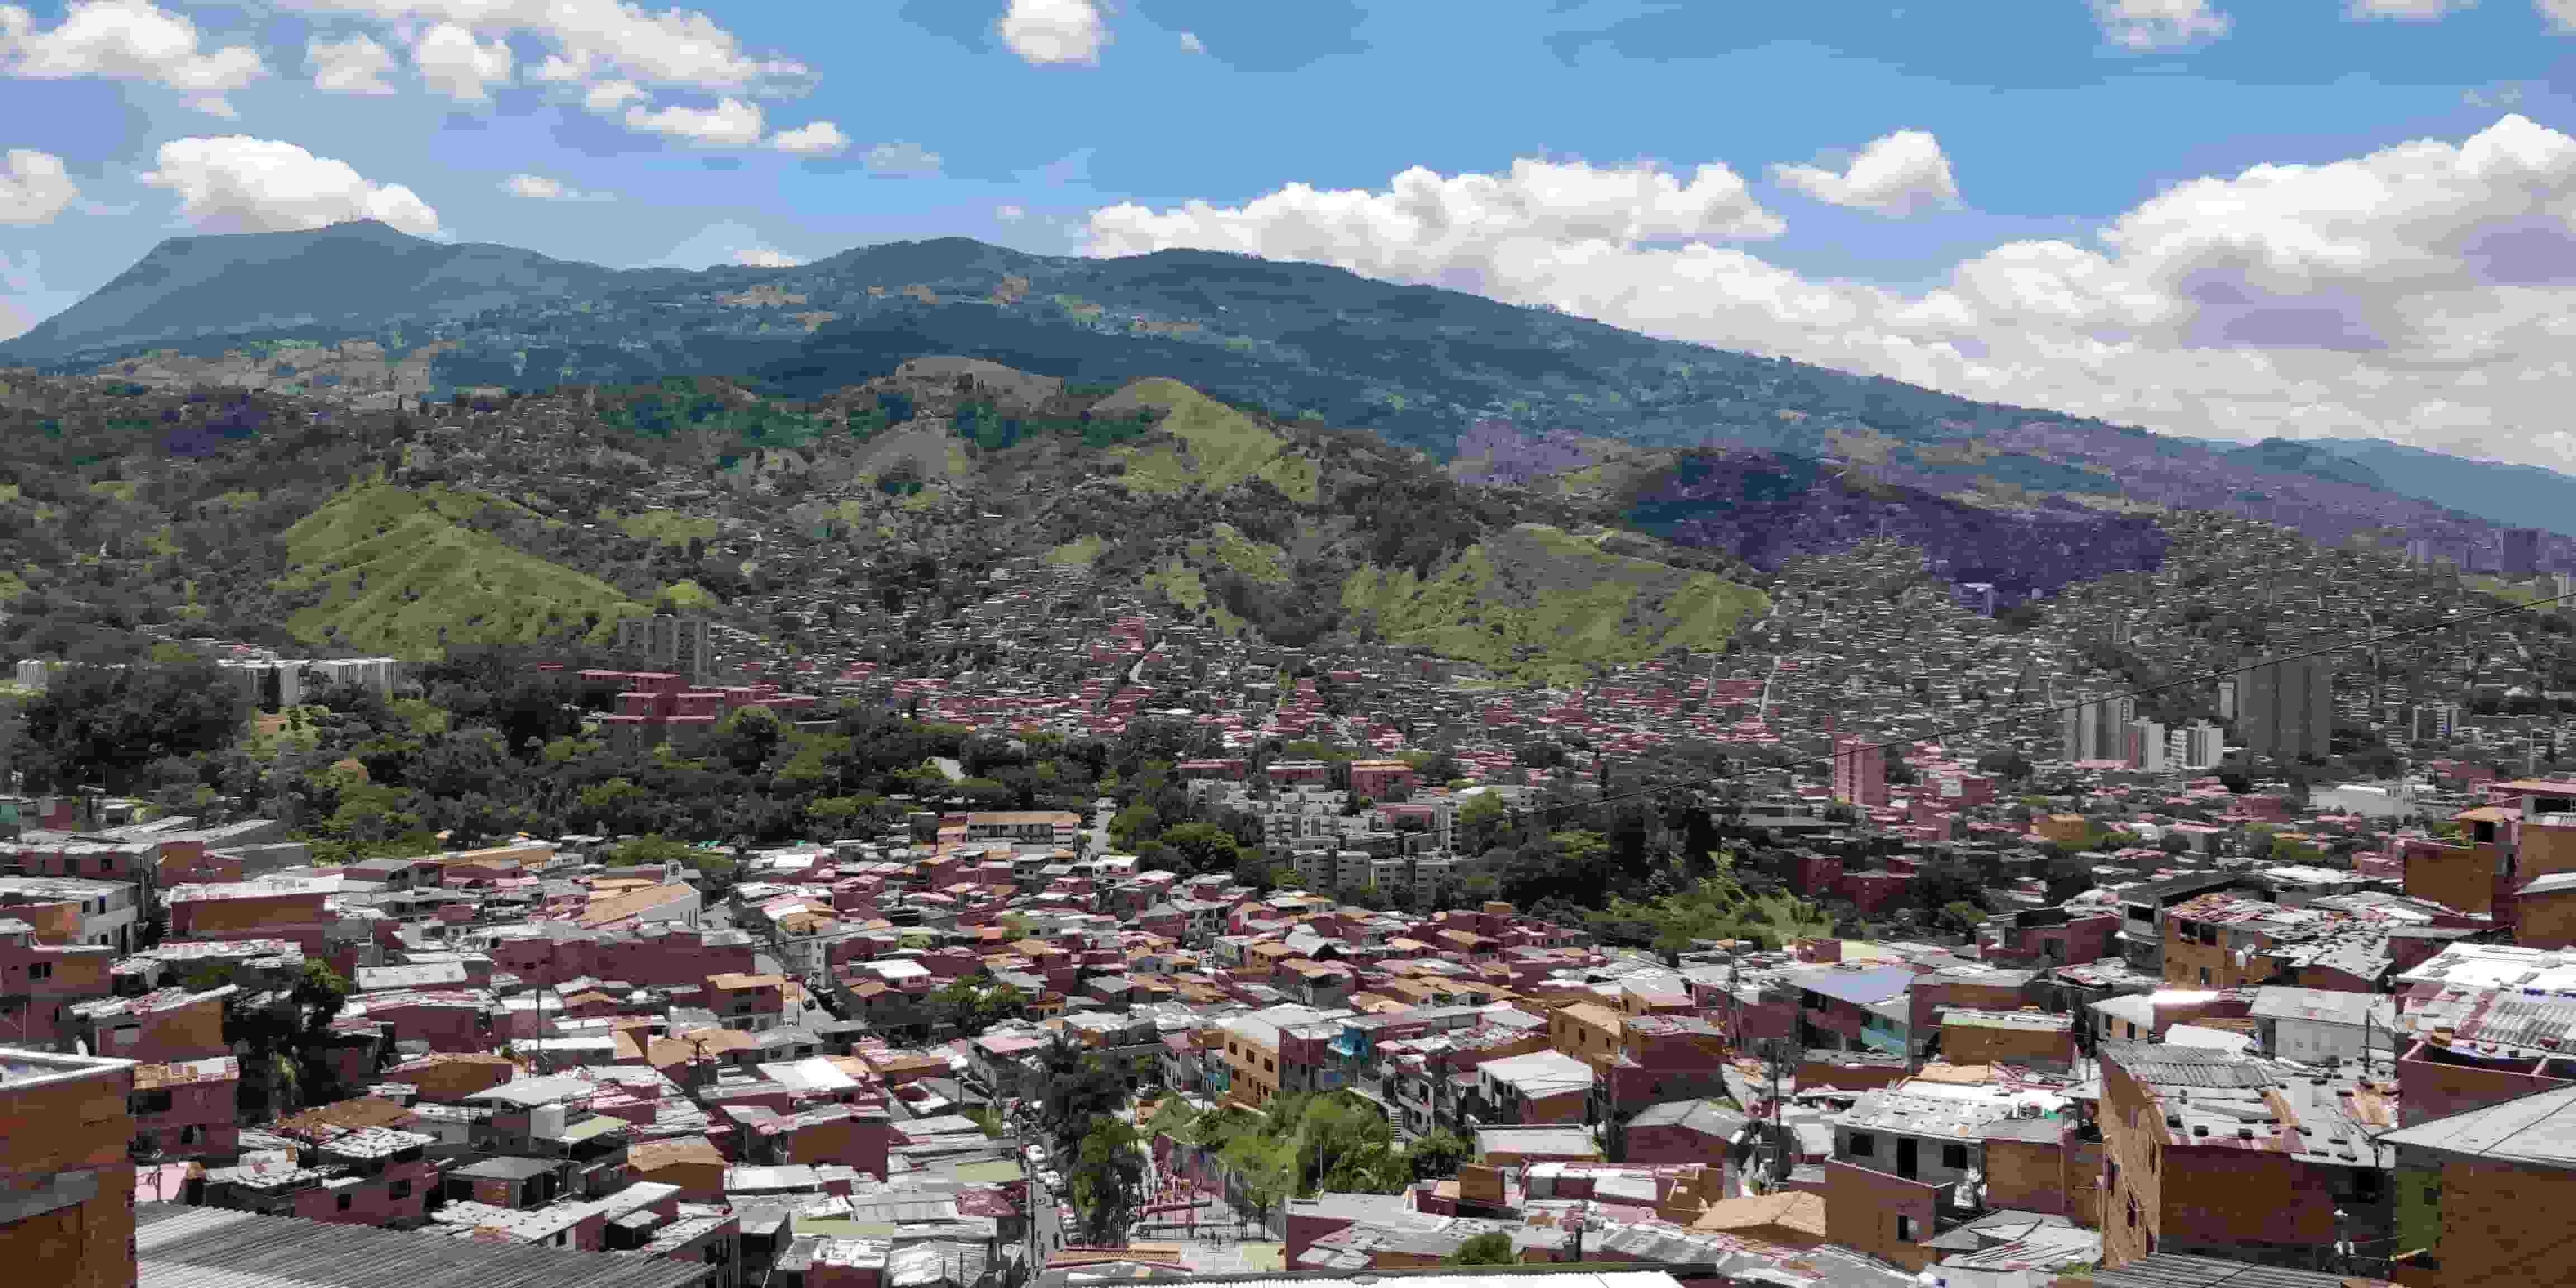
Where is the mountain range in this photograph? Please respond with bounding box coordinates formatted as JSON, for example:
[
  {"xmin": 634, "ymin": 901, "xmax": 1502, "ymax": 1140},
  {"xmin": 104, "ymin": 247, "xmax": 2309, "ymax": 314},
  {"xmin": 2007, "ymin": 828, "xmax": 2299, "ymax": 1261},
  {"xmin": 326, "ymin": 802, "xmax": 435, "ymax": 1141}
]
[{"xmin": 7, "ymin": 220, "xmax": 2575, "ymax": 543}]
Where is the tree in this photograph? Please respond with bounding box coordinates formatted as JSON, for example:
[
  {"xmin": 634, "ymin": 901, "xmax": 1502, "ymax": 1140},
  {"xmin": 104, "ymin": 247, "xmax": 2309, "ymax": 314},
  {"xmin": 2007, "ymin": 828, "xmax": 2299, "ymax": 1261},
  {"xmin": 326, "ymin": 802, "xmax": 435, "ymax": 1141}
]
[
  {"xmin": 1407, "ymin": 1128, "xmax": 1472, "ymax": 1181},
  {"xmin": 712, "ymin": 704, "xmax": 785, "ymax": 775},
  {"xmin": 20, "ymin": 656, "xmax": 249, "ymax": 792},
  {"xmin": 1071, "ymin": 1117, "xmax": 1146, "ymax": 1244},
  {"xmin": 1447, "ymin": 1232, "xmax": 1517, "ymax": 1266},
  {"xmin": 1157, "ymin": 821, "xmax": 1240, "ymax": 874}
]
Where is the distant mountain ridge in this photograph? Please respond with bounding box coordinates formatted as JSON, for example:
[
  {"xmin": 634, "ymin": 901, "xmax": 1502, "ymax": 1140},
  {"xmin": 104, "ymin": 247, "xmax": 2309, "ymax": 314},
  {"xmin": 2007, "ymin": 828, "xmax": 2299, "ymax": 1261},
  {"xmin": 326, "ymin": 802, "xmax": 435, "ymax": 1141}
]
[
  {"xmin": 8, "ymin": 220, "xmax": 2574, "ymax": 546},
  {"xmin": 2307, "ymin": 438, "xmax": 2576, "ymax": 538},
  {"xmin": 7, "ymin": 221, "xmax": 683, "ymax": 361}
]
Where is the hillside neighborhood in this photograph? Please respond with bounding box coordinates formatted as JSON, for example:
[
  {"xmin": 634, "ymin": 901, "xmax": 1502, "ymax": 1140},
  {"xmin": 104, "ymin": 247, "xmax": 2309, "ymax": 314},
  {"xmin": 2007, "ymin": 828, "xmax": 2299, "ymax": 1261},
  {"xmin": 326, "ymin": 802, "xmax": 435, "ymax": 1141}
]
[{"xmin": 7, "ymin": 483, "xmax": 2576, "ymax": 1288}]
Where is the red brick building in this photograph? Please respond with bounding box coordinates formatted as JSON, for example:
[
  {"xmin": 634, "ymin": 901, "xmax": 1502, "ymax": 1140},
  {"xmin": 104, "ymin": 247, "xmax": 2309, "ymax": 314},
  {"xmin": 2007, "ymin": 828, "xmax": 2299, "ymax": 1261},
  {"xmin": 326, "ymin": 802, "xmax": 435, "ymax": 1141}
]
[
  {"xmin": 0, "ymin": 1047, "xmax": 136, "ymax": 1288},
  {"xmin": 129, "ymin": 1055, "xmax": 240, "ymax": 1161},
  {"xmin": 2099, "ymin": 1041, "xmax": 2395, "ymax": 1270}
]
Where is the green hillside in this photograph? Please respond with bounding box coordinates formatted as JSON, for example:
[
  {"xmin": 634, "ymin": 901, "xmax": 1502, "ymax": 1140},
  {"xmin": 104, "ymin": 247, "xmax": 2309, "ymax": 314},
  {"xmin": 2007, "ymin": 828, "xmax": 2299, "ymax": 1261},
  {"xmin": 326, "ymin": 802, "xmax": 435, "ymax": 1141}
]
[
  {"xmin": 1098, "ymin": 378, "xmax": 1322, "ymax": 502},
  {"xmin": 278, "ymin": 483, "xmax": 647, "ymax": 658},
  {"xmin": 1343, "ymin": 524, "xmax": 1768, "ymax": 686}
]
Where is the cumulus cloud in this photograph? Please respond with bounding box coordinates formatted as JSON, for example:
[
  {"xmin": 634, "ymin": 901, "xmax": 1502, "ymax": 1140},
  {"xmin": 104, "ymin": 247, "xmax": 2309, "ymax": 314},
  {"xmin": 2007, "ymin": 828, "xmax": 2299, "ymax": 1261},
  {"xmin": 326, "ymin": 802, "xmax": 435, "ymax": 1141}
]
[
  {"xmin": 770, "ymin": 120, "xmax": 850, "ymax": 157},
  {"xmin": 1082, "ymin": 116, "xmax": 2576, "ymax": 474},
  {"xmin": 412, "ymin": 21, "xmax": 512, "ymax": 101},
  {"xmin": 1180, "ymin": 31, "xmax": 1205, "ymax": 54},
  {"xmin": 0, "ymin": 0, "xmax": 267, "ymax": 116},
  {"xmin": 2543, "ymin": 0, "xmax": 2576, "ymax": 31},
  {"xmin": 581, "ymin": 78, "xmax": 644, "ymax": 112},
  {"xmin": 1088, "ymin": 157, "xmax": 1783, "ymax": 295},
  {"xmin": 1771, "ymin": 130, "xmax": 1961, "ymax": 217},
  {"xmin": 141, "ymin": 135, "xmax": 440, "ymax": 236},
  {"xmin": 1000, "ymin": 0, "xmax": 1107, "ymax": 64},
  {"xmin": 307, "ymin": 32, "xmax": 396, "ymax": 93},
  {"xmin": 501, "ymin": 172, "xmax": 610, "ymax": 201},
  {"xmin": 0, "ymin": 149, "xmax": 79, "ymax": 225},
  {"xmin": 997, "ymin": 203, "xmax": 1027, "ymax": 222},
  {"xmin": 865, "ymin": 141, "xmax": 943, "ymax": 177},
  {"xmin": 734, "ymin": 247, "xmax": 800, "ymax": 267},
  {"xmin": 2091, "ymin": 0, "xmax": 2231, "ymax": 50},
  {"xmin": 623, "ymin": 96, "xmax": 765, "ymax": 147},
  {"xmin": 288, "ymin": 1, "xmax": 806, "ymax": 95}
]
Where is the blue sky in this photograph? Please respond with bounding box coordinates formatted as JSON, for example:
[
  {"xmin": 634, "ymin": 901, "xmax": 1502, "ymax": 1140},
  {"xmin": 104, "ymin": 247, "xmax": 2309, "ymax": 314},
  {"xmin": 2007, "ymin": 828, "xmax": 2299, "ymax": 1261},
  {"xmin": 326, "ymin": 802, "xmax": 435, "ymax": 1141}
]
[{"xmin": 9, "ymin": 1, "xmax": 2576, "ymax": 471}]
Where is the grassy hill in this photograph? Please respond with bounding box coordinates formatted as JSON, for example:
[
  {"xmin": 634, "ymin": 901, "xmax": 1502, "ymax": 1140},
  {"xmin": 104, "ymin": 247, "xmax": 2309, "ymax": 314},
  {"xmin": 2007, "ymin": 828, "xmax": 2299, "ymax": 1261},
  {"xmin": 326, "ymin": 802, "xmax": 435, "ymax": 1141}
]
[
  {"xmin": 278, "ymin": 483, "xmax": 646, "ymax": 657},
  {"xmin": 1095, "ymin": 378, "xmax": 1321, "ymax": 501},
  {"xmin": 1342, "ymin": 524, "xmax": 1769, "ymax": 686}
]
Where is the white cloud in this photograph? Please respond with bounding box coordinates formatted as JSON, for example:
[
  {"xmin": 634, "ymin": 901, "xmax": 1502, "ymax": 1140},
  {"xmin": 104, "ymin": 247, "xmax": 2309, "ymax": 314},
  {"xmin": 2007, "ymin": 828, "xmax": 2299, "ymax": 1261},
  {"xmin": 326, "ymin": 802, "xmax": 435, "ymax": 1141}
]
[
  {"xmin": 770, "ymin": 119, "xmax": 850, "ymax": 157},
  {"xmin": 1771, "ymin": 130, "xmax": 1961, "ymax": 217},
  {"xmin": 734, "ymin": 247, "xmax": 800, "ymax": 267},
  {"xmin": 1087, "ymin": 158, "xmax": 1783, "ymax": 295},
  {"xmin": 412, "ymin": 21, "xmax": 512, "ymax": 100},
  {"xmin": 1179, "ymin": 31, "xmax": 1205, "ymax": 54},
  {"xmin": 623, "ymin": 96, "xmax": 765, "ymax": 147},
  {"xmin": 501, "ymin": 172, "xmax": 609, "ymax": 201},
  {"xmin": 581, "ymin": 77, "xmax": 643, "ymax": 112},
  {"xmin": 2346, "ymin": 0, "xmax": 2473, "ymax": 17},
  {"xmin": 2543, "ymin": 0, "xmax": 2576, "ymax": 31},
  {"xmin": 0, "ymin": 149, "xmax": 78, "ymax": 225},
  {"xmin": 141, "ymin": 135, "xmax": 440, "ymax": 236},
  {"xmin": 307, "ymin": 32, "xmax": 396, "ymax": 93},
  {"xmin": 2090, "ymin": 0, "xmax": 2231, "ymax": 50},
  {"xmin": 1000, "ymin": 0, "xmax": 1107, "ymax": 64},
  {"xmin": 865, "ymin": 141, "xmax": 943, "ymax": 177},
  {"xmin": 2466, "ymin": 83, "xmax": 2525, "ymax": 108},
  {"xmin": 288, "ymin": 1, "xmax": 806, "ymax": 94},
  {"xmin": 997, "ymin": 203, "xmax": 1027, "ymax": 222},
  {"xmin": 1081, "ymin": 116, "xmax": 2576, "ymax": 475},
  {"xmin": 0, "ymin": 0, "xmax": 267, "ymax": 116}
]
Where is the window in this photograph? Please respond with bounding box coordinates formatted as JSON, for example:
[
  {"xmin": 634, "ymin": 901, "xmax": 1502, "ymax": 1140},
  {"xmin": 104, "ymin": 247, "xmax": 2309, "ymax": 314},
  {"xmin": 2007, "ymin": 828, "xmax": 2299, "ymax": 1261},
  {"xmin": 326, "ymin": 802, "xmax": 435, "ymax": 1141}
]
[
  {"xmin": 390, "ymin": 1180, "xmax": 413, "ymax": 1200},
  {"xmin": 337, "ymin": 1194, "xmax": 353, "ymax": 1211},
  {"xmin": 178, "ymin": 1126, "xmax": 200, "ymax": 1145},
  {"xmin": 28, "ymin": 962, "xmax": 50, "ymax": 981},
  {"xmin": 1895, "ymin": 1215, "xmax": 1917, "ymax": 1242},
  {"xmin": 129, "ymin": 1090, "xmax": 171, "ymax": 1115},
  {"xmin": 1942, "ymin": 1143, "xmax": 1968, "ymax": 1170},
  {"xmin": 1848, "ymin": 1131, "xmax": 1876, "ymax": 1157},
  {"xmin": 2199, "ymin": 967, "xmax": 2212, "ymax": 986}
]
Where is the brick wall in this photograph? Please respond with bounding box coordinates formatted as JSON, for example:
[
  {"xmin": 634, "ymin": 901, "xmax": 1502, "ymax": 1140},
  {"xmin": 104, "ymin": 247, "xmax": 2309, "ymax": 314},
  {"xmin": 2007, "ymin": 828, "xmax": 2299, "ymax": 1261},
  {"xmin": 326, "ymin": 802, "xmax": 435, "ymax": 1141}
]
[
  {"xmin": 2414, "ymin": 1156, "xmax": 2576, "ymax": 1288},
  {"xmin": 2398, "ymin": 1042, "xmax": 2576, "ymax": 1124},
  {"xmin": 0, "ymin": 1057, "xmax": 138, "ymax": 1288},
  {"xmin": 1943, "ymin": 1019, "xmax": 2076, "ymax": 1069},
  {"xmin": 2516, "ymin": 889, "xmax": 2576, "ymax": 950},
  {"xmin": 1981, "ymin": 1135, "xmax": 2068, "ymax": 1216},
  {"xmin": 1821, "ymin": 1159, "xmax": 1941, "ymax": 1272}
]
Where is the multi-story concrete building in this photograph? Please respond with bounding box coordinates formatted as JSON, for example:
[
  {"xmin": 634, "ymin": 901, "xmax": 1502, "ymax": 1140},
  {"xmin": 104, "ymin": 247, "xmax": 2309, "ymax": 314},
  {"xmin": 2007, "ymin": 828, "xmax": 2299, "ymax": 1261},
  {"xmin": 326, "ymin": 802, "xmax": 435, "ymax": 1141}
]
[
  {"xmin": 2238, "ymin": 657, "xmax": 2332, "ymax": 763},
  {"xmin": 1831, "ymin": 737, "xmax": 1887, "ymax": 808},
  {"xmin": 617, "ymin": 613, "xmax": 716, "ymax": 684},
  {"xmin": 2062, "ymin": 697, "xmax": 2136, "ymax": 763}
]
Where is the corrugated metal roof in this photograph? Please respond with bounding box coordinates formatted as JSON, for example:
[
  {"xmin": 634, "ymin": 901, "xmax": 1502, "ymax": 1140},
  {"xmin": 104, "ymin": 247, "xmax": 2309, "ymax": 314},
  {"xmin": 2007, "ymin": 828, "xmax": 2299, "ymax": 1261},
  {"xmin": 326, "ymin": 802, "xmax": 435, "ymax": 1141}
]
[
  {"xmin": 135, "ymin": 1205, "xmax": 707, "ymax": 1288},
  {"xmin": 2100, "ymin": 1041, "xmax": 2276, "ymax": 1088},
  {"xmin": 2090, "ymin": 1252, "xmax": 2376, "ymax": 1287}
]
